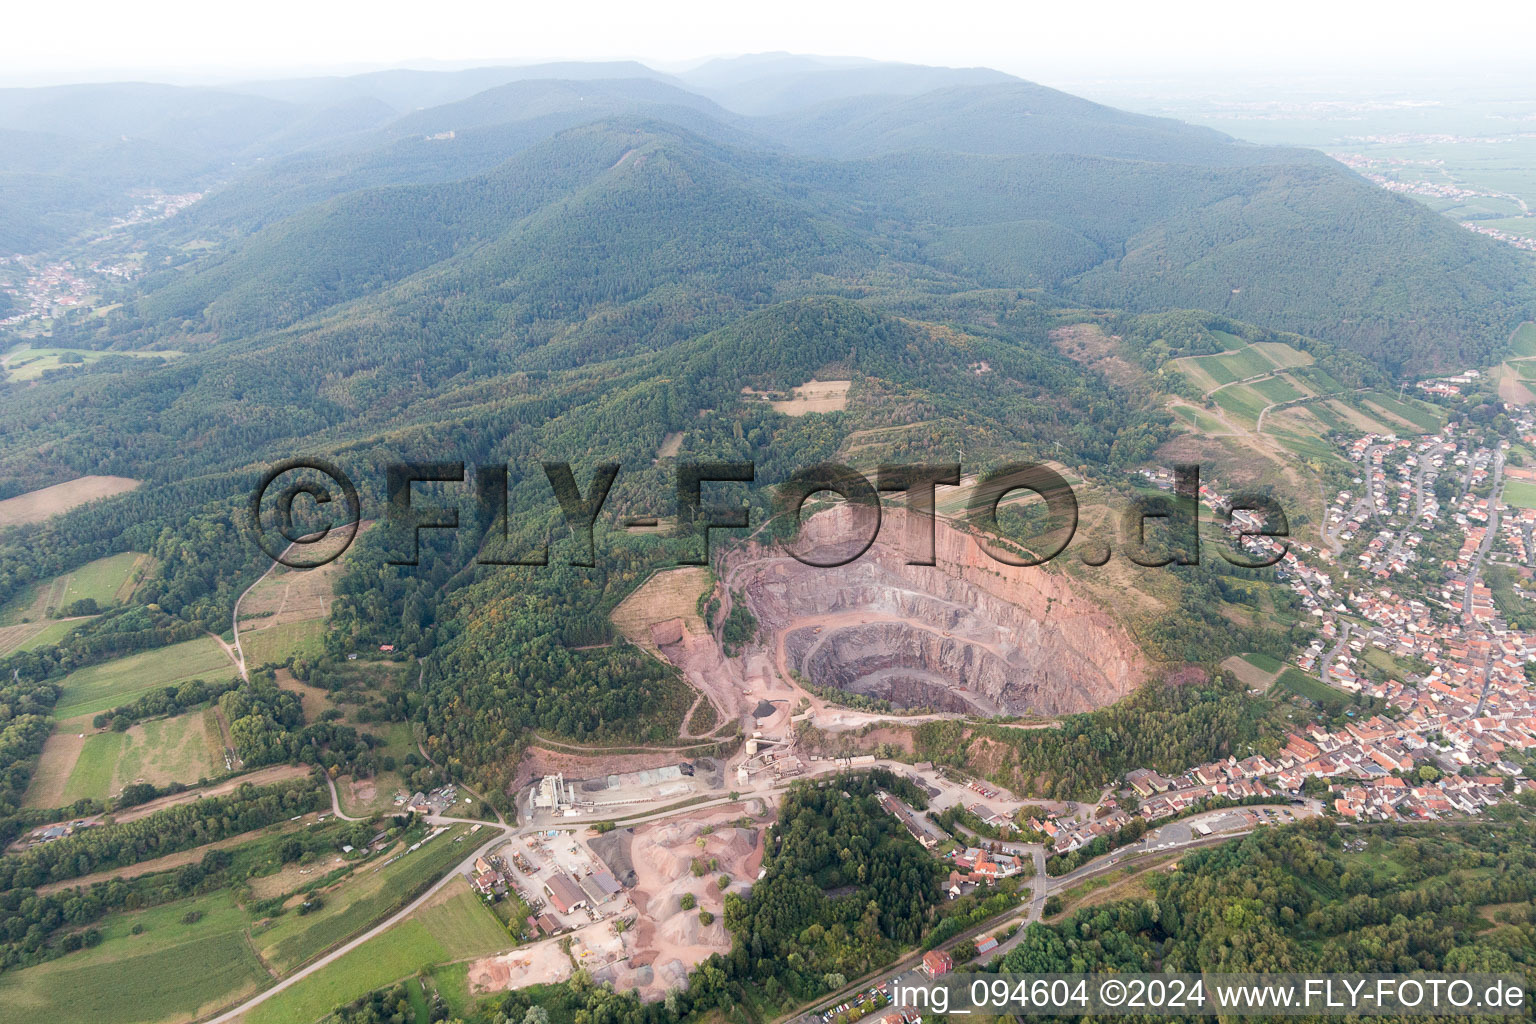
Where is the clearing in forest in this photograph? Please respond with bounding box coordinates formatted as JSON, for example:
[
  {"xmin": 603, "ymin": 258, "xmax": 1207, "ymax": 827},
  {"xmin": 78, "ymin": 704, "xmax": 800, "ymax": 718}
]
[
  {"xmin": 610, "ymin": 567, "xmax": 712, "ymax": 654},
  {"xmin": 742, "ymin": 379, "xmax": 851, "ymax": 416},
  {"xmin": 0, "ymin": 477, "xmax": 141, "ymax": 528}
]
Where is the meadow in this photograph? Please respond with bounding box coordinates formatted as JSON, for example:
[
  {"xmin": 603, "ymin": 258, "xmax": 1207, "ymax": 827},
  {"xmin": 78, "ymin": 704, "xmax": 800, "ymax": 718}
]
[
  {"xmin": 241, "ymin": 878, "xmax": 509, "ymax": 1024},
  {"xmin": 1, "ymin": 345, "xmax": 180, "ymax": 383},
  {"xmin": 1502, "ymin": 479, "xmax": 1536, "ymax": 511},
  {"xmin": 0, "ymin": 552, "xmax": 152, "ymax": 656},
  {"xmin": 1273, "ymin": 665, "xmax": 1352, "ymax": 711},
  {"xmin": 1509, "ymin": 322, "xmax": 1536, "ymax": 358},
  {"xmin": 0, "ymin": 617, "xmax": 76, "ymax": 657},
  {"xmin": 58, "ymin": 552, "xmax": 151, "ymax": 609},
  {"xmin": 242, "ymin": 618, "xmax": 327, "ymax": 667},
  {"xmin": 0, "ymin": 551, "xmax": 148, "ymax": 625},
  {"xmin": 59, "ymin": 710, "xmax": 225, "ymax": 804},
  {"xmin": 52, "ymin": 636, "xmax": 238, "ymax": 719},
  {"xmin": 1168, "ymin": 337, "xmax": 1443, "ymax": 452},
  {"xmin": 0, "ymin": 822, "xmax": 497, "ymax": 1024},
  {"xmin": 252, "ymin": 824, "xmax": 477, "ymax": 972},
  {"xmin": 0, "ymin": 890, "xmax": 267, "ymax": 1024},
  {"xmin": 0, "ymin": 476, "xmax": 141, "ymax": 527},
  {"xmin": 1172, "ymin": 339, "xmax": 1313, "ymax": 393}
]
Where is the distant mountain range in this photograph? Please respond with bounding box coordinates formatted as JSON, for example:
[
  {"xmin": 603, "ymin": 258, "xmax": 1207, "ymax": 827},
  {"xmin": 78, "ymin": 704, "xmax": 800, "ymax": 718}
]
[{"xmin": 1, "ymin": 54, "xmax": 1532, "ymax": 375}]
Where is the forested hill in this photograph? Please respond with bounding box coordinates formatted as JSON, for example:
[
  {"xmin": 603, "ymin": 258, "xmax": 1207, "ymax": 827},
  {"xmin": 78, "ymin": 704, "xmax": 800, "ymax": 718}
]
[
  {"xmin": 31, "ymin": 67, "xmax": 1525, "ymax": 374},
  {"xmin": 759, "ymin": 81, "xmax": 1272, "ymax": 162},
  {"xmin": 1, "ymin": 56, "xmax": 1533, "ymax": 798}
]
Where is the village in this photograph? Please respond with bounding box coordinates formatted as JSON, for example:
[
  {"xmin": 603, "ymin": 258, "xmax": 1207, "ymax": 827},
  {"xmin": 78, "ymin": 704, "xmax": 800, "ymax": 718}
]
[{"xmin": 1176, "ymin": 386, "xmax": 1536, "ymax": 826}]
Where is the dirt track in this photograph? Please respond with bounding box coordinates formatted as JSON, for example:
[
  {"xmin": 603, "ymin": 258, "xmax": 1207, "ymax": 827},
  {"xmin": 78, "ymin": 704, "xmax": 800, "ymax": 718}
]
[
  {"xmin": 112, "ymin": 763, "xmax": 312, "ymax": 822},
  {"xmin": 34, "ymin": 810, "xmax": 321, "ymax": 895}
]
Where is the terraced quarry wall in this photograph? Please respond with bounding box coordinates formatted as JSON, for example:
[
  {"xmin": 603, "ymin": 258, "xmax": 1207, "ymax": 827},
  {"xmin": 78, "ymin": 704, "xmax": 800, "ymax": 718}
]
[{"xmin": 730, "ymin": 507, "xmax": 1147, "ymax": 715}]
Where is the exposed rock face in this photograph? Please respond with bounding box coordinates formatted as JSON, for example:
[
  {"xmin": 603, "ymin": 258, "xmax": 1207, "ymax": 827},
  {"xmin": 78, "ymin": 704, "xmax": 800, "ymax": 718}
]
[{"xmin": 726, "ymin": 507, "xmax": 1146, "ymax": 715}]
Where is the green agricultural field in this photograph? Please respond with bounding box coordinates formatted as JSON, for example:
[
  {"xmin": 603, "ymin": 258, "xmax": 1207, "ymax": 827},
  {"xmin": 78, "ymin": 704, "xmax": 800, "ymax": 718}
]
[
  {"xmin": 244, "ymin": 878, "xmax": 509, "ymax": 1024},
  {"xmin": 1249, "ymin": 375, "xmax": 1304, "ymax": 404},
  {"xmin": 2, "ymin": 345, "xmax": 181, "ymax": 382},
  {"xmin": 62, "ymin": 710, "xmax": 224, "ymax": 803},
  {"xmin": 1269, "ymin": 427, "xmax": 1338, "ymax": 463},
  {"xmin": 57, "ymin": 552, "xmax": 149, "ymax": 610},
  {"xmin": 60, "ymin": 730, "xmax": 120, "ymax": 804},
  {"xmin": 52, "ymin": 637, "xmax": 237, "ymax": 719},
  {"xmin": 1480, "ymin": 217, "xmax": 1536, "ymax": 240},
  {"xmin": 253, "ymin": 824, "xmax": 476, "ymax": 972},
  {"xmin": 0, "ymin": 582, "xmax": 46, "ymax": 627},
  {"xmin": 0, "ymin": 552, "xmax": 147, "ymax": 626},
  {"xmin": 429, "ymin": 962, "xmax": 476, "ymax": 1019},
  {"xmin": 1359, "ymin": 391, "xmax": 1445, "ymax": 433},
  {"xmin": 1171, "ymin": 341, "xmax": 1309, "ymax": 395},
  {"xmin": 1186, "ymin": 352, "xmax": 1239, "ymax": 387},
  {"xmin": 1169, "ymin": 353, "xmax": 1227, "ymax": 392},
  {"xmin": 1210, "ymin": 384, "xmax": 1266, "ymax": 424},
  {"xmin": 1213, "ymin": 345, "xmax": 1279, "ymax": 380},
  {"xmin": 1297, "ymin": 400, "xmax": 1349, "ymax": 434},
  {"xmin": 414, "ymin": 881, "xmax": 515, "ymax": 958},
  {"xmin": 369, "ymin": 720, "xmax": 417, "ymax": 762},
  {"xmin": 1292, "ymin": 365, "xmax": 1344, "ymax": 395},
  {"xmin": 1510, "ymin": 322, "xmax": 1536, "ymax": 358},
  {"xmin": 242, "ymin": 618, "xmax": 327, "ymax": 667},
  {"xmin": 1273, "ymin": 666, "xmax": 1351, "ymax": 711},
  {"xmin": 1170, "ymin": 404, "xmax": 1226, "ymax": 433},
  {"xmin": 0, "ymin": 890, "xmax": 266, "ymax": 1024},
  {"xmin": 1248, "ymin": 341, "xmax": 1313, "ymax": 369},
  {"xmin": 0, "ymin": 826, "xmax": 493, "ymax": 1024},
  {"xmin": 0, "ymin": 617, "xmax": 76, "ymax": 657},
  {"xmin": 1503, "ymin": 479, "xmax": 1536, "ymax": 510},
  {"xmin": 242, "ymin": 924, "xmax": 453, "ymax": 1024},
  {"xmin": 1241, "ymin": 652, "xmax": 1284, "ymax": 673}
]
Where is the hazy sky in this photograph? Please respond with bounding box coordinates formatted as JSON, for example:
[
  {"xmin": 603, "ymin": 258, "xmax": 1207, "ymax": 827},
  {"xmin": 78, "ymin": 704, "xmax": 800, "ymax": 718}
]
[{"xmin": 5, "ymin": 0, "xmax": 1534, "ymax": 87}]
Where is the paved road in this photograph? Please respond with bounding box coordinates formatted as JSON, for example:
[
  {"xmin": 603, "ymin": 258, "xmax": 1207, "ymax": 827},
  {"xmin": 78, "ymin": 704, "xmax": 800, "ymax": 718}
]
[
  {"xmin": 1388, "ymin": 445, "xmax": 1445, "ymax": 563},
  {"xmin": 1323, "ymin": 444, "xmax": 1387, "ymax": 556},
  {"xmin": 209, "ymin": 751, "xmax": 1299, "ymax": 1024},
  {"xmin": 1026, "ymin": 844, "xmax": 1047, "ymax": 922},
  {"xmin": 204, "ymin": 817, "xmax": 511, "ymax": 1024},
  {"xmin": 1321, "ymin": 621, "xmax": 1351, "ymax": 689},
  {"xmin": 326, "ymin": 776, "xmax": 363, "ymax": 822},
  {"xmin": 1462, "ymin": 449, "xmax": 1505, "ymax": 622},
  {"xmin": 209, "ymin": 768, "xmax": 801, "ymax": 1024},
  {"xmin": 787, "ymin": 805, "xmax": 1314, "ymax": 1024}
]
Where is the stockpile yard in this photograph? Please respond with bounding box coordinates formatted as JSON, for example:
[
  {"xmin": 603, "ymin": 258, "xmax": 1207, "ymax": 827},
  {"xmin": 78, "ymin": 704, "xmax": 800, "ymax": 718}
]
[
  {"xmin": 597, "ymin": 804, "xmax": 767, "ymax": 1000},
  {"xmin": 472, "ymin": 803, "xmax": 770, "ymax": 1002}
]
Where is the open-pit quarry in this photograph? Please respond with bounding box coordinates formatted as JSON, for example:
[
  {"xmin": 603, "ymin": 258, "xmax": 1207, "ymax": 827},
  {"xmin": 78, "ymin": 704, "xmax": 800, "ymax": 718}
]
[{"xmin": 723, "ymin": 507, "xmax": 1147, "ymax": 716}]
